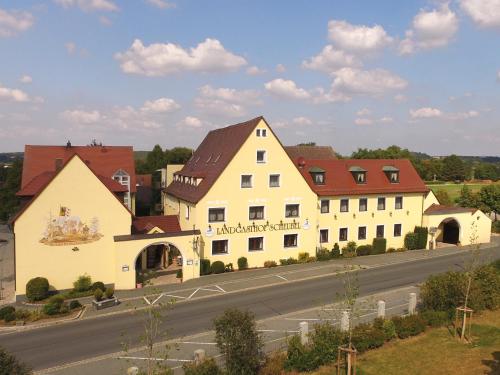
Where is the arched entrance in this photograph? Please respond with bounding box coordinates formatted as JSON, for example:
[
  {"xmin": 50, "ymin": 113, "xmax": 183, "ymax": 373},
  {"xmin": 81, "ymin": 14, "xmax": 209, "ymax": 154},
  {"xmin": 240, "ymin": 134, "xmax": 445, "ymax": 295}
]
[
  {"xmin": 134, "ymin": 242, "xmax": 182, "ymax": 287},
  {"xmin": 438, "ymin": 218, "xmax": 460, "ymax": 245}
]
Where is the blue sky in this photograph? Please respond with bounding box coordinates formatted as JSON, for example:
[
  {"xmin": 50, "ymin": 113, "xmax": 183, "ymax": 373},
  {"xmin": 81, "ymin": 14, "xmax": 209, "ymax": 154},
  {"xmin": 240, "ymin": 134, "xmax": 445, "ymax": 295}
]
[{"xmin": 0, "ymin": 0, "xmax": 499, "ymax": 155}]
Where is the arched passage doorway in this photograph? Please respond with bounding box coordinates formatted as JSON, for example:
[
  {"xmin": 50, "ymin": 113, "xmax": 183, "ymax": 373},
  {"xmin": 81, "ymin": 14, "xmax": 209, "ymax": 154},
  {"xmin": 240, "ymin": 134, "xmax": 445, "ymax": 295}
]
[
  {"xmin": 134, "ymin": 242, "xmax": 182, "ymax": 287},
  {"xmin": 438, "ymin": 218, "xmax": 460, "ymax": 245}
]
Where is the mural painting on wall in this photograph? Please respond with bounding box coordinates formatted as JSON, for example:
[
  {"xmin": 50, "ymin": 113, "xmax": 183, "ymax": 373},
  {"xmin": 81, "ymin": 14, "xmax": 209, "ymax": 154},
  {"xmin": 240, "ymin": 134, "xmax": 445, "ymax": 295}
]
[{"xmin": 40, "ymin": 206, "xmax": 103, "ymax": 246}]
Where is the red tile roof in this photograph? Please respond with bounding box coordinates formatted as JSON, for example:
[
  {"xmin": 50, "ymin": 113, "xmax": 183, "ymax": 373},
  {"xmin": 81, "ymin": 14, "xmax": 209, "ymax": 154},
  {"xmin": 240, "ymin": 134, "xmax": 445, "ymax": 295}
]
[
  {"xmin": 166, "ymin": 116, "xmax": 263, "ymax": 203},
  {"xmin": 16, "ymin": 170, "xmax": 128, "ymax": 197},
  {"xmin": 21, "ymin": 145, "xmax": 136, "ymax": 195},
  {"xmin": 293, "ymin": 158, "xmax": 428, "ymax": 196},
  {"xmin": 132, "ymin": 215, "xmax": 181, "ymax": 234},
  {"xmin": 424, "ymin": 204, "xmax": 476, "ymax": 215},
  {"xmin": 137, "ymin": 174, "xmax": 152, "ymax": 188},
  {"xmin": 285, "ymin": 146, "xmax": 337, "ymax": 160}
]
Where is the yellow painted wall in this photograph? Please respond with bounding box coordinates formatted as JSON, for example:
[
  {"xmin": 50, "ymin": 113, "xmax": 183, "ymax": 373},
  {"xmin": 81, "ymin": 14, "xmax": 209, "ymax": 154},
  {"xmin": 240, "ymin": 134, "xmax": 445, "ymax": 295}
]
[
  {"xmin": 14, "ymin": 157, "xmax": 132, "ymax": 295},
  {"xmin": 187, "ymin": 119, "xmax": 318, "ymax": 268},
  {"xmin": 316, "ymin": 193, "xmax": 426, "ymax": 250},
  {"xmin": 423, "ymin": 190, "xmax": 439, "ymax": 210},
  {"xmin": 423, "ymin": 210, "xmax": 491, "ymax": 247}
]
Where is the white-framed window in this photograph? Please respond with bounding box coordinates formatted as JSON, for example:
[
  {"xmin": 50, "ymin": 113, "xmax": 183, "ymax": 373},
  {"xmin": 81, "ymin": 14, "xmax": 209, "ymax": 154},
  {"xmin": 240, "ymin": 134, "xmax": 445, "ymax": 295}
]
[
  {"xmin": 241, "ymin": 175, "xmax": 253, "ymax": 188},
  {"xmin": 284, "ymin": 234, "xmax": 298, "ymax": 248},
  {"xmin": 358, "ymin": 226, "xmax": 367, "ymax": 240},
  {"xmin": 320, "ymin": 200, "xmax": 330, "ymax": 213},
  {"xmin": 285, "ymin": 204, "xmax": 300, "ymax": 218},
  {"xmin": 395, "ymin": 196, "xmax": 403, "ymax": 210},
  {"xmin": 256, "ymin": 129, "xmax": 267, "ymax": 137},
  {"xmin": 249, "ymin": 206, "xmax": 265, "ymax": 220},
  {"xmin": 377, "ymin": 197, "xmax": 386, "ymax": 211},
  {"xmin": 359, "ymin": 198, "xmax": 367, "ymax": 212},
  {"xmin": 256, "ymin": 150, "xmax": 266, "ymax": 163},
  {"xmin": 390, "ymin": 172, "xmax": 399, "ymax": 183},
  {"xmin": 340, "ymin": 198, "xmax": 349, "ymax": 212},
  {"xmin": 208, "ymin": 208, "xmax": 225, "ymax": 223},
  {"xmin": 212, "ymin": 240, "xmax": 228, "ymax": 255},
  {"xmin": 376, "ymin": 225, "xmax": 385, "ymax": 238},
  {"xmin": 269, "ymin": 174, "xmax": 280, "ymax": 187},
  {"xmin": 320, "ymin": 229, "xmax": 329, "ymax": 243},
  {"xmin": 312, "ymin": 172, "xmax": 325, "ymax": 185},
  {"xmin": 355, "ymin": 172, "xmax": 366, "ymax": 184},
  {"xmin": 185, "ymin": 205, "xmax": 190, "ymax": 220},
  {"xmin": 248, "ymin": 237, "xmax": 264, "ymax": 251},
  {"xmin": 339, "ymin": 228, "xmax": 348, "ymax": 242},
  {"xmin": 113, "ymin": 169, "xmax": 131, "ymax": 209},
  {"xmin": 394, "ymin": 223, "xmax": 402, "ymax": 237},
  {"xmin": 256, "ymin": 129, "xmax": 261, "ymax": 137}
]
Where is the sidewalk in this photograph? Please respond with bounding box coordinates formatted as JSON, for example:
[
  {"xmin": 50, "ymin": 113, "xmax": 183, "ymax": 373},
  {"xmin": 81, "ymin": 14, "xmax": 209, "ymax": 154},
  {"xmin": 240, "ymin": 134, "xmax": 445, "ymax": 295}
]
[{"xmin": 35, "ymin": 285, "xmax": 420, "ymax": 375}]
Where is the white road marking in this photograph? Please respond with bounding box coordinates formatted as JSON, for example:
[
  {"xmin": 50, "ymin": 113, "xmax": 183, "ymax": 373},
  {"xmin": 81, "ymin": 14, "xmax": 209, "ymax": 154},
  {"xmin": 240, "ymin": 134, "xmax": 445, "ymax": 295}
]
[
  {"xmin": 187, "ymin": 289, "xmax": 200, "ymax": 299},
  {"xmin": 163, "ymin": 294, "xmax": 186, "ymax": 299},
  {"xmin": 258, "ymin": 329, "xmax": 300, "ymax": 333},
  {"xmin": 275, "ymin": 275, "xmax": 288, "ymax": 281},
  {"xmin": 284, "ymin": 318, "xmax": 337, "ymax": 321},
  {"xmin": 118, "ymin": 356, "xmax": 193, "ymax": 362},
  {"xmin": 215, "ymin": 285, "xmax": 226, "ymax": 293},
  {"xmin": 176, "ymin": 341, "xmax": 216, "ymax": 345}
]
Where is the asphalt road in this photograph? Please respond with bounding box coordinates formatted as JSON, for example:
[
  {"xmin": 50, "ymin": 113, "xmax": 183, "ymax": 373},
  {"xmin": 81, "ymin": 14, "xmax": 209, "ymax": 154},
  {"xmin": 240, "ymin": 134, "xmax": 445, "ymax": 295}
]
[{"xmin": 1, "ymin": 246, "xmax": 499, "ymax": 371}]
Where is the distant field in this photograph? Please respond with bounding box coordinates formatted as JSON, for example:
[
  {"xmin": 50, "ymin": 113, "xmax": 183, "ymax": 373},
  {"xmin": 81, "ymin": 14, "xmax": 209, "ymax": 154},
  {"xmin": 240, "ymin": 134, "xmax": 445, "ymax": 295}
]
[{"xmin": 427, "ymin": 182, "xmax": 499, "ymax": 201}]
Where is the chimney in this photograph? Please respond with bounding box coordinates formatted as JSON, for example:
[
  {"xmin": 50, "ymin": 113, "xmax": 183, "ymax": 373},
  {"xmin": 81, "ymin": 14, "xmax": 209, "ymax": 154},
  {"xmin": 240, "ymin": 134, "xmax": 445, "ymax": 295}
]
[
  {"xmin": 66, "ymin": 140, "xmax": 72, "ymax": 148},
  {"xmin": 55, "ymin": 158, "xmax": 63, "ymax": 171}
]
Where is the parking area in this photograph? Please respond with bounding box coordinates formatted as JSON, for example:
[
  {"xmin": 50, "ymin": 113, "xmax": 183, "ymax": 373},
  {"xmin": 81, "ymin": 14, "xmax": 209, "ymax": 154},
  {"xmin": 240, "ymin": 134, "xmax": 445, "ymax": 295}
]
[{"xmin": 37, "ymin": 285, "xmax": 419, "ymax": 375}]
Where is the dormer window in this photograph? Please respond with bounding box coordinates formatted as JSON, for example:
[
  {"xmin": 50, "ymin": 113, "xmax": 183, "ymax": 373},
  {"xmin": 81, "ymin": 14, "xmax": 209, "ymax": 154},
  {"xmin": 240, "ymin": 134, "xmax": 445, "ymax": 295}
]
[
  {"xmin": 309, "ymin": 167, "xmax": 325, "ymax": 185},
  {"xmin": 382, "ymin": 166, "xmax": 399, "ymax": 183},
  {"xmin": 349, "ymin": 166, "xmax": 366, "ymax": 184}
]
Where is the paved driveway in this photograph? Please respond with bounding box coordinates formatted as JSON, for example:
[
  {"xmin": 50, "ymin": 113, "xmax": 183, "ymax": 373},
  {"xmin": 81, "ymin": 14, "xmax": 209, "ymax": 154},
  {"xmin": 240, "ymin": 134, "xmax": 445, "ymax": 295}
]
[{"xmin": 0, "ymin": 225, "xmax": 15, "ymax": 304}]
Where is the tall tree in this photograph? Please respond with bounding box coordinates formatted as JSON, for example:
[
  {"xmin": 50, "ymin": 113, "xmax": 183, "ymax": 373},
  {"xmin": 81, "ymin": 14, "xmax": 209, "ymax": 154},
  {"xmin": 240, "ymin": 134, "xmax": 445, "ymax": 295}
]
[
  {"xmin": 145, "ymin": 145, "xmax": 167, "ymax": 173},
  {"xmin": 456, "ymin": 185, "xmax": 481, "ymax": 209},
  {"xmin": 441, "ymin": 155, "xmax": 466, "ymax": 181},
  {"xmin": 0, "ymin": 158, "xmax": 23, "ymax": 222},
  {"xmin": 165, "ymin": 147, "xmax": 192, "ymax": 164},
  {"xmin": 479, "ymin": 185, "xmax": 500, "ymax": 220}
]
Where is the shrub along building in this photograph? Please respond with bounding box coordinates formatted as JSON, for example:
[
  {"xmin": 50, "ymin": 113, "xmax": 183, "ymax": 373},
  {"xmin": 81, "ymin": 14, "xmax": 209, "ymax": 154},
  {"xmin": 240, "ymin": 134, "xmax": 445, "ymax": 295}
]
[{"xmin": 11, "ymin": 117, "xmax": 491, "ymax": 298}]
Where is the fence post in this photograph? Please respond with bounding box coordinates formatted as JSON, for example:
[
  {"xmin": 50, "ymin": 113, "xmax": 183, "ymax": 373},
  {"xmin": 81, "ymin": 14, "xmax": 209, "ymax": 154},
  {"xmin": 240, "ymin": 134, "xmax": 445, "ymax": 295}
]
[
  {"xmin": 194, "ymin": 349, "xmax": 206, "ymax": 365},
  {"xmin": 409, "ymin": 293, "xmax": 417, "ymax": 315},
  {"xmin": 377, "ymin": 300, "xmax": 386, "ymax": 319},
  {"xmin": 340, "ymin": 310, "xmax": 349, "ymax": 332},
  {"xmin": 299, "ymin": 321, "xmax": 309, "ymax": 345}
]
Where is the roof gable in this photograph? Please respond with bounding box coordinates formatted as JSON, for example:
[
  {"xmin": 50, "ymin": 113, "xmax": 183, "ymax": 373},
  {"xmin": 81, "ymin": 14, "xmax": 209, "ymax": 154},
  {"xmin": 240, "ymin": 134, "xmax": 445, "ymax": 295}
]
[{"xmin": 166, "ymin": 116, "xmax": 263, "ymax": 203}]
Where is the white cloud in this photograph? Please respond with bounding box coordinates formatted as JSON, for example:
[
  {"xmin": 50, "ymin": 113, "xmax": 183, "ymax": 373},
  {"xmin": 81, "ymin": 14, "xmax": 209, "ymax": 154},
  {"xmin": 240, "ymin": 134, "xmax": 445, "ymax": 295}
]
[
  {"xmin": 354, "ymin": 118, "xmax": 373, "ymax": 125},
  {"xmin": 0, "ymin": 84, "xmax": 30, "ymax": 102},
  {"xmin": 410, "ymin": 107, "xmax": 443, "ymax": 118},
  {"xmin": 264, "ymin": 79, "xmax": 311, "ymax": 100},
  {"xmin": 275, "ymin": 64, "xmax": 286, "ymax": 73},
  {"xmin": 61, "ymin": 109, "xmax": 102, "ymax": 124},
  {"xmin": 54, "ymin": 0, "xmax": 119, "ymax": 12},
  {"xmin": 115, "ymin": 38, "xmax": 247, "ymax": 76},
  {"xmin": 292, "ymin": 116, "xmax": 313, "ymax": 126},
  {"xmin": 195, "ymin": 85, "xmax": 260, "ymax": 117},
  {"xmin": 146, "ymin": 0, "xmax": 175, "ymax": 9},
  {"xmin": 399, "ymin": 4, "xmax": 458, "ymax": 55},
  {"xmin": 302, "ymin": 45, "xmax": 362, "ymax": 73},
  {"xmin": 460, "ymin": 0, "xmax": 500, "ymax": 28},
  {"xmin": 20, "ymin": 75, "xmax": 32, "ymax": 84},
  {"xmin": 140, "ymin": 97, "xmax": 180, "ymax": 113},
  {"xmin": 327, "ymin": 20, "xmax": 393, "ymax": 54},
  {"xmin": 246, "ymin": 66, "xmax": 266, "ymax": 75},
  {"xmin": 356, "ymin": 108, "xmax": 371, "ymax": 116},
  {"xmin": 330, "ymin": 67, "xmax": 408, "ymax": 96},
  {"xmin": 0, "ymin": 7, "xmax": 34, "ymax": 37},
  {"xmin": 179, "ymin": 116, "xmax": 202, "ymax": 128},
  {"xmin": 378, "ymin": 116, "xmax": 394, "ymax": 124},
  {"xmin": 446, "ymin": 110, "xmax": 479, "ymax": 120},
  {"xmin": 394, "ymin": 94, "xmax": 407, "ymax": 103}
]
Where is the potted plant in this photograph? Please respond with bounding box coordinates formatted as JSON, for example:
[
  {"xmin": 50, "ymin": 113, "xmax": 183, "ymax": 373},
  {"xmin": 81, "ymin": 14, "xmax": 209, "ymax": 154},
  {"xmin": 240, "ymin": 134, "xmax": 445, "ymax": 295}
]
[{"xmin": 92, "ymin": 286, "xmax": 119, "ymax": 310}]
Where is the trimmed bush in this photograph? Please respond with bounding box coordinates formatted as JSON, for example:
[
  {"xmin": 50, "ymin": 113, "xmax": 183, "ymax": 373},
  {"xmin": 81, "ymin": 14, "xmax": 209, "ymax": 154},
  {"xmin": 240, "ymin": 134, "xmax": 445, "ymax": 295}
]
[
  {"xmin": 211, "ymin": 261, "xmax": 225, "ymax": 274},
  {"xmin": 237, "ymin": 257, "xmax": 248, "ymax": 270},
  {"xmin": 73, "ymin": 274, "xmax": 92, "ymax": 292},
  {"xmin": 316, "ymin": 248, "xmax": 331, "ymax": 261},
  {"xmin": 0, "ymin": 306, "xmax": 15, "ymax": 320},
  {"xmin": 200, "ymin": 259, "xmax": 211, "ymax": 275},
  {"xmin": 3, "ymin": 312, "xmax": 16, "ymax": 322},
  {"xmin": 279, "ymin": 257, "xmax": 298, "ymax": 265},
  {"xmin": 331, "ymin": 244, "xmax": 341, "ymax": 258},
  {"xmin": 26, "ymin": 277, "xmax": 50, "ymax": 302},
  {"xmin": 392, "ymin": 314, "xmax": 426, "ymax": 339},
  {"xmin": 176, "ymin": 269, "xmax": 183, "ymax": 279},
  {"xmin": 43, "ymin": 296, "xmax": 65, "ymax": 316},
  {"xmin": 420, "ymin": 310, "xmax": 450, "ymax": 327},
  {"xmin": 404, "ymin": 232, "xmax": 419, "ymax": 250},
  {"xmin": 373, "ymin": 318, "xmax": 397, "ymax": 341},
  {"xmin": 104, "ymin": 287, "xmax": 114, "ymax": 299},
  {"xmin": 420, "ymin": 271, "xmax": 467, "ymax": 312},
  {"xmin": 342, "ymin": 241, "xmax": 357, "ymax": 256},
  {"xmin": 387, "ymin": 247, "xmax": 396, "ymax": 253},
  {"xmin": 351, "ymin": 323, "xmax": 386, "ymax": 353},
  {"xmin": 94, "ymin": 288, "xmax": 104, "ymax": 302},
  {"xmin": 356, "ymin": 245, "xmax": 372, "ymax": 256},
  {"xmin": 183, "ymin": 358, "xmax": 223, "ymax": 375},
  {"xmin": 264, "ymin": 260, "xmax": 277, "ymax": 268},
  {"xmin": 414, "ymin": 226, "xmax": 429, "ymax": 249},
  {"xmin": 224, "ymin": 263, "xmax": 234, "ymax": 272},
  {"xmin": 372, "ymin": 238, "xmax": 387, "ymax": 254},
  {"xmin": 69, "ymin": 300, "xmax": 82, "ymax": 310},
  {"xmin": 14, "ymin": 309, "xmax": 30, "ymax": 321},
  {"xmin": 91, "ymin": 282, "xmax": 105, "ymax": 292}
]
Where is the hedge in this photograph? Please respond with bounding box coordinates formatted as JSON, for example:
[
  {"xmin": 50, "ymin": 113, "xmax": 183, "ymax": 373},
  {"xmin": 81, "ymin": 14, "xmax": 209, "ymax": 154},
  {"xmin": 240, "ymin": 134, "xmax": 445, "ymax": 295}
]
[
  {"xmin": 391, "ymin": 314, "xmax": 426, "ymax": 339},
  {"xmin": 200, "ymin": 259, "xmax": 211, "ymax": 275},
  {"xmin": 356, "ymin": 245, "xmax": 372, "ymax": 256},
  {"xmin": 0, "ymin": 306, "xmax": 15, "ymax": 320},
  {"xmin": 404, "ymin": 232, "xmax": 419, "ymax": 250},
  {"xmin": 211, "ymin": 261, "xmax": 225, "ymax": 274},
  {"xmin": 372, "ymin": 238, "xmax": 386, "ymax": 254},
  {"xmin": 351, "ymin": 323, "xmax": 386, "ymax": 353},
  {"xmin": 237, "ymin": 257, "xmax": 248, "ymax": 270},
  {"xmin": 414, "ymin": 226, "xmax": 429, "ymax": 249},
  {"xmin": 183, "ymin": 358, "xmax": 223, "ymax": 375}
]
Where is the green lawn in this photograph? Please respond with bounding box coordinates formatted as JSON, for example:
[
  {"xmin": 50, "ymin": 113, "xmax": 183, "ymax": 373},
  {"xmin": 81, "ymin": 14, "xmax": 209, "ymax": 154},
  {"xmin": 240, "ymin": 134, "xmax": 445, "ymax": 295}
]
[
  {"xmin": 310, "ymin": 309, "xmax": 500, "ymax": 375},
  {"xmin": 427, "ymin": 183, "xmax": 497, "ymax": 201}
]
